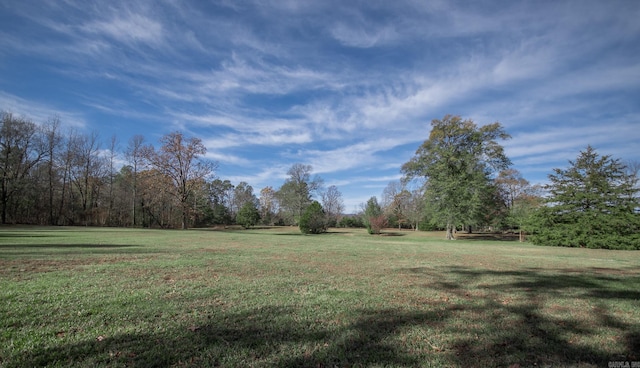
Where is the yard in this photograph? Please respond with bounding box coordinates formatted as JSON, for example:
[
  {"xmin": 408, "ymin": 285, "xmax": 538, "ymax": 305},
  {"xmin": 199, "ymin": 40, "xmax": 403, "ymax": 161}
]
[{"xmin": 1, "ymin": 226, "xmax": 638, "ymax": 367}]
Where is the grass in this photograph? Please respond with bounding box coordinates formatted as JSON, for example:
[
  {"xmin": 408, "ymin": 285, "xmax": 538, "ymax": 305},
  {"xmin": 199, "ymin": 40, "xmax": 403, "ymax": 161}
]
[{"xmin": 1, "ymin": 226, "xmax": 639, "ymax": 367}]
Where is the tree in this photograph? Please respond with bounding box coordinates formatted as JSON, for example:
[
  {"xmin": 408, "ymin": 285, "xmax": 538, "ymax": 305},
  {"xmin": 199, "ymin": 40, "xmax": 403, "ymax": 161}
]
[
  {"xmin": 125, "ymin": 135, "xmax": 145, "ymax": 226},
  {"xmin": 232, "ymin": 181, "xmax": 258, "ymax": 219},
  {"xmin": 495, "ymin": 169, "xmax": 531, "ymax": 210},
  {"xmin": 143, "ymin": 132, "xmax": 217, "ymax": 229},
  {"xmin": 402, "ymin": 115, "xmax": 511, "ymax": 239},
  {"xmin": 259, "ymin": 186, "xmax": 278, "ymax": 225},
  {"xmin": 207, "ymin": 179, "xmax": 234, "ymax": 225},
  {"xmin": 382, "ymin": 181, "xmax": 413, "ymax": 229},
  {"xmin": 277, "ymin": 164, "xmax": 323, "ymax": 225},
  {"xmin": 529, "ymin": 146, "xmax": 640, "ymax": 249},
  {"xmin": 68, "ymin": 131, "xmax": 104, "ymax": 225},
  {"xmin": 236, "ymin": 201, "xmax": 260, "ymax": 229},
  {"xmin": 0, "ymin": 112, "xmax": 45, "ymax": 224},
  {"xmin": 321, "ymin": 185, "xmax": 344, "ymax": 227},
  {"xmin": 405, "ymin": 187, "xmax": 426, "ymax": 231},
  {"xmin": 299, "ymin": 201, "xmax": 327, "ymax": 234},
  {"xmin": 42, "ymin": 116, "xmax": 62, "ymax": 225},
  {"xmin": 363, "ymin": 196, "xmax": 386, "ymax": 234}
]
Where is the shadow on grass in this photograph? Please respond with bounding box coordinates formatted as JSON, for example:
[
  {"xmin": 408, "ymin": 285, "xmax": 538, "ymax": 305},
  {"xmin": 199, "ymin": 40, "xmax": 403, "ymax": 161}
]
[
  {"xmin": 405, "ymin": 266, "xmax": 640, "ymax": 366},
  {"xmin": 456, "ymin": 232, "xmax": 520, "ymax": 241},
  {"xmin": 9, "ymin": 307, "xmax": 439, "ymax": 367},
  {"xmin": 0, "ymin": 243, "xmax": 140, "ymax": 249},
  {"xmin": 6, "ymin": 267, "xmax": 639, "ymax": 367}
]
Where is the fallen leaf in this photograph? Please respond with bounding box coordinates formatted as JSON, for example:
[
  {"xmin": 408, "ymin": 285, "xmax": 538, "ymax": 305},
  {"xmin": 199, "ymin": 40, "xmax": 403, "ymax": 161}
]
[{"xmin": 96, "ymin": 335, "xmax": 106, "ymax": 342}]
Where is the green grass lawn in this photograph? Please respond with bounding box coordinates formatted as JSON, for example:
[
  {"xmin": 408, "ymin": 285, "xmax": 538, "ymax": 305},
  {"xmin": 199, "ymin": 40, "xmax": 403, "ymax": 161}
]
[{"xmin": 1, "ymin": 226, "xmax": 639, "ymax": 367}]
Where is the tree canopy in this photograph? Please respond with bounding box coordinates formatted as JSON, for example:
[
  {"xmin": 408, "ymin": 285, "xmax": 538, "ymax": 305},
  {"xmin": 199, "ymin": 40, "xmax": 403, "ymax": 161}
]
[
  {"xmin": 402, "ymin": 115, "xmax": 511, "ymax": 239},
  {"xmin": 529, "ymin": 146, "xmax": 640, "ymax": 249}
]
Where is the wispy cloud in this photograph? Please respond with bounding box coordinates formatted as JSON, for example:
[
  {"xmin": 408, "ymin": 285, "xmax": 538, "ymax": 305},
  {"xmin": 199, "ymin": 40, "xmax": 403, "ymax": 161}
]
[{"xmin": 0, "ymin": 92, "xmax": 86, "ymax": 129}]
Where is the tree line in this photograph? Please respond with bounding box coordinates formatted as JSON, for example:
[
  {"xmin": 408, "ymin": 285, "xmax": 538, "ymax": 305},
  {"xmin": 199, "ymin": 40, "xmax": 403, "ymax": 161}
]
[
  {"xmin": 2, "ymin": 111, "xmax": 638, "ymax": 248},
  {"xmin": 0, "ymin": 111, "xmax": 344, "ymax": 229}
]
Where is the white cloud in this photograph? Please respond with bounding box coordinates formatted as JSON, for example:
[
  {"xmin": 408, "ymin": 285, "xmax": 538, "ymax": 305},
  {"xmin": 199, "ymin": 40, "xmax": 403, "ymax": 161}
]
[
  {"xmin": 81, "ymin": 12, "xmax": 164, "ymax": 47},
  {"xmin": 0, "ymin": 92, "xmax": 86, "ymax": 129}
]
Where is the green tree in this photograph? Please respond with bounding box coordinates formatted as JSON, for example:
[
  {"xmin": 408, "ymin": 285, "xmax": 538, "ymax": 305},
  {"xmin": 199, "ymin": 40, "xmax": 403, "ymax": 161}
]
[
  {"xmin": 236, "ymin": 201, "xmax": 260, "ymax": 229},
  {"xmin": 299, "ymin": 201, "xmax": 327, "ymax": 234},
  {"xmin": 277, "ymin": 164, "xmax": 323, "ymax": 225},
  {"xmin": 530, "ymin": 146, "xmax": 640, "ymax": 249},
  {"xmin": 402, "ymin": 115, "xmax": 511, "ymax": 239},
  {"xmin": 363, "ymin": 196, "xmax": 386, "ymax": 234}
]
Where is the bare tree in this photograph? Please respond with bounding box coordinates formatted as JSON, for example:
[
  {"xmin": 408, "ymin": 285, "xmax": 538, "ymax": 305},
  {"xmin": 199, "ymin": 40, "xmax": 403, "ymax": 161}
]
[
  {"xmin": 125, "ymin": 135, "xmax": 145, "ymax": 226},
  {"xmin": 0, "ymin": 112, "xmax": 45, "ymax": 224},
  {"xmin": 143, "ymin": 132, "xmax": 217, "ymax": 229},
  {"xmin": 42, "ymin": 116, "xmax": 62, "ymax": 225},
  {"xmin": 321, "ymin": 185, "xmax": 344, "ymax": 227}
]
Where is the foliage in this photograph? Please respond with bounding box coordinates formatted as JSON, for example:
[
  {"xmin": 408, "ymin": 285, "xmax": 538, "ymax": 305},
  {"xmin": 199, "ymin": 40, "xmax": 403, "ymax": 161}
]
[
  {"xmin": 321, "ymin": 185, "xmax": 345, "ymax": 227},
  {"xmin": 259, "ymin": 186, "xmax": 279, "ymax": 225},
  {"xmin": 363, "ymin": 196, "xmax": 385, "ymax": 234},
  {"xmin": 529, "ymin": 146, "xmax": 640, "ymax": 249},
  {"xmin": 276, "ymin": 164, "xmax": 323, "ymax": 225},
  {"xmin": 337, "ymin": 215, "xmax": 365, "ymax": 228},
  {"xmin": 0, "ymin": 112, "xmax": 45, "ymax": 224},
  {"xmin": 368, "ymin": 215, "xmax": 388, "ymax": 234},
  {"xmin": 402, "ymin": 115, "xmax": 511, "ymax": 239},
  {"xmin": 236, "ymin": 201, "xmax": 261, "ymax": 229},
  {"xmin": 143, "ymin": 132, "xmax": 217, "ymax": 229},
  {"xmin": 299, "ymin": 201, "xmax": 327, "ymax": 234}
]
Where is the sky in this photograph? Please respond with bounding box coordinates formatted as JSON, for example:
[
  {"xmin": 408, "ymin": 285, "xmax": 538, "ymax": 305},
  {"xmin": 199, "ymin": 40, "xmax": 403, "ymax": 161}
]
[{"xmin": 1, "ymin": 0, "xmax": 639, "ymax": 211}]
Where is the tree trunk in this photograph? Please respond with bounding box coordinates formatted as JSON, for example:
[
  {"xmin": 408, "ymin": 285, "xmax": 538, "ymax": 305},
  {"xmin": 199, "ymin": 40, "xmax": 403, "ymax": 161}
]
[{"xmin": 445, "ymin": 222, "xmax": 455, "ymax": 240}]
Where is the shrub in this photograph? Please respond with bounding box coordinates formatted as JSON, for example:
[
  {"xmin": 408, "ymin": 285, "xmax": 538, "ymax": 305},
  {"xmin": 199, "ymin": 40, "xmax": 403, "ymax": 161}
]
[
  {"xmin": 299, "ymin": 201, "xmax": 327, "ymax": 234},
  {"xmin": 236, "ymin": 202, "xmax": 260, "ymax": 229},
  {"xmin": 368, "ymin": 215, "xmax": 388, "ymax": 235}
]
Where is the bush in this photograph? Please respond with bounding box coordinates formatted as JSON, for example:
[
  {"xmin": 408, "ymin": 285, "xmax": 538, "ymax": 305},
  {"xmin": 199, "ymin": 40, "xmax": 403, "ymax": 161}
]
[
  {"xmin": 367, "ymin": 215, "xmax": 388, "ymax": 235},
  {"xmin": 236, "ymin": 202, "xmax": 260, "ymax": 229},
  {"xmin": 337, "ymin": 215, "xmax": 364, "ymax": 228},
  {"xmin": 299, "ymin": 201, "xmax": 327, "ymax": 234}
]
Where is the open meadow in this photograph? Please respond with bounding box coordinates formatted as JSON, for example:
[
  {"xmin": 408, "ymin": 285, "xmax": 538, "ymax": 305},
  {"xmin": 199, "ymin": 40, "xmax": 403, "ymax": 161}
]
[{"xmin": 1, "ymin": 226, "xmax": 639, "ymax": 367}]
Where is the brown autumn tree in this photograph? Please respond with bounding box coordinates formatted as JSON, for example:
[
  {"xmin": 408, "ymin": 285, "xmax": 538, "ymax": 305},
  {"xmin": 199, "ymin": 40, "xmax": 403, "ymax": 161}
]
[{"xmin": 143, "ymin": 132, "xmax": 217, "ymax": 229}]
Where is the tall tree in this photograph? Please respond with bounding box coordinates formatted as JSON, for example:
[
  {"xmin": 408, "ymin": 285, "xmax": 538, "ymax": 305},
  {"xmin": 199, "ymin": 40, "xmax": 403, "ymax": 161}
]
[
  {"xmin": 68, "ymin": 131, "xmax": 103, "ymax": 225},
  {"xmin": 530, "ymin": 146, "xmax": 640, "ymax": 249},
  {"xmin": 125, "ymin": 135, "xmax": 145, "ymax": 226},
  {"xmin": 232, "ymin": 181, "xmax": 258, "ymax": 218},
  {"xmin": 321, "ymin": 185, "xmax": 344, "ymax": 227},
  {"xmin": 0, "ymin": 112, "xmax": 45, "ymax": 224},
  {"xmin": 277, "ymin": 164, "xmax": 323, "ymax": 225},
  {"xmin": 259, "ymin": 186, "xmax": 278, "ymax": 225},
  {"xmin": 42, "ymin": 117, "xmax": 62, "ymax": 225},
  {"xmin": 143, "ymin": 132, "xmax": 217, "ymax": 229},
  {"xmin": 402, "ymin": 115, "xmax": 511, "ymax": 239}
]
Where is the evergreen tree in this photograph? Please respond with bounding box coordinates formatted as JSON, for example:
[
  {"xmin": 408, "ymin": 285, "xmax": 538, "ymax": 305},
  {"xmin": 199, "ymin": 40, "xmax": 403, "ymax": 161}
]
[
  {"xmin": 236, "ymin": 201, "xmax": 260, "ymax": 229},
  {"xmin": 530, "ymin": 146, "xmax": 640, "ymax": 249},
  {"xmin": 299, "ymin": 201, "xmax": 326, "ymax": 234}
]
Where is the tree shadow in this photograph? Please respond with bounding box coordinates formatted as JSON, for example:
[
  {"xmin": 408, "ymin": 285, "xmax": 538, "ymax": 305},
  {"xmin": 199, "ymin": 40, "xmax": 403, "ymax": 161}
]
[
  {"xmin": 8, "ymin": 306, "xmax": 442, "ymax": 367},
  {"xmin": 0, "ymin": 243, "xmax": 140, "ymax": 249},
  {"xmin": 5, "ymin": 266, "xmax": 639, "ymax": 367},
  {"xmin": 404, "ymin": 265, "xmax": 640, "ymax": 365},
  {"xmin": 456, "ymin": 233, "xmax": 520, "ymax": 241}
]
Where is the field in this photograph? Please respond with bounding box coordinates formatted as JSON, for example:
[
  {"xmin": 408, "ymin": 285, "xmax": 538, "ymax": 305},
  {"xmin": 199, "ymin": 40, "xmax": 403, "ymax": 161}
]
[{"xmin": 1, "ymin": 226, "xmax": 639, "ymax": 367}]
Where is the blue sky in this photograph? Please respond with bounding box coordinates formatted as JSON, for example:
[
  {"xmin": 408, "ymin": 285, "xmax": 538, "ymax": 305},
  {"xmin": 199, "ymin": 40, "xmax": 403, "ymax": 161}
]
[{"xmin": 1, "ymin": 0, "xmax": 639, "ymax": 211}]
